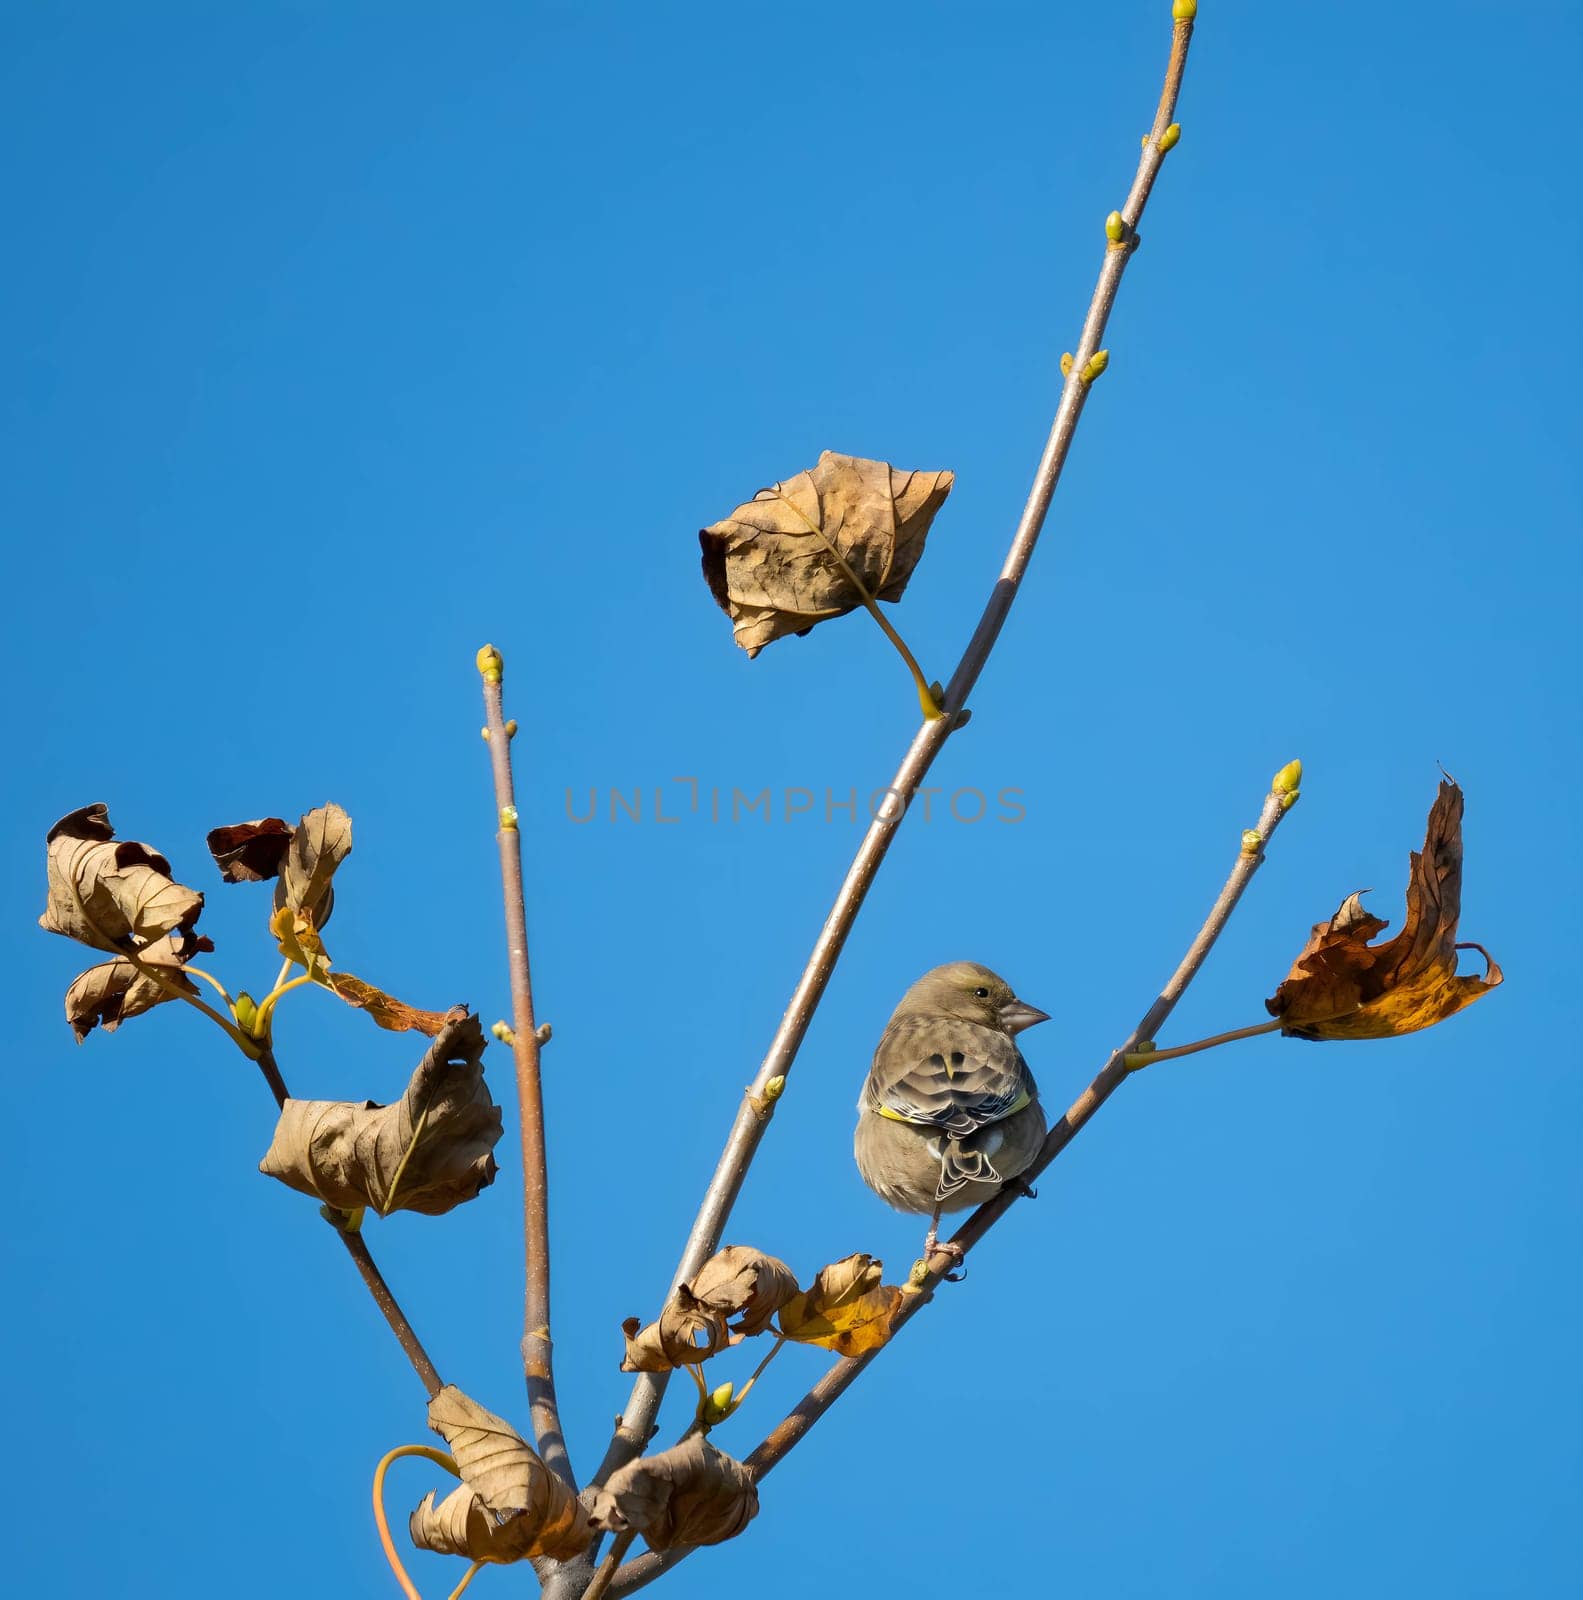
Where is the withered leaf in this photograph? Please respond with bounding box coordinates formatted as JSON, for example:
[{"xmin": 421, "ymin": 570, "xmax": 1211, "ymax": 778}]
[
  {"xmin": 273, "ymin": 802, "xmax": 351, "ymax": 929},
  {"xmin": 40, "ymin": 805, "xmax": 204, "ymax": 954},
  {"xmin": 700, "ymin": 450, "xmax": 953, "ymax": 657},
  {"xmin": 64, "ymin": 930, "xmax": 215, "ymax": 1043},
  {"xmin": 205, "ymin": 817, "xmax": 293, "ymax": 883},
  {"xmin": 1266, "ymin": 779, "xmax": 1503, "ymax": 1041},
  {"xmin": 620, "ymin": 1284, "xmax": 731, "ymax": 1373},
  {"xmin": 259, "ymin": 1012, "xmax": 499, "ymax": 1215},
  {"xmin": 777, "ymin": 1253, "xmax": 901, "ymax": 1357},
  {"xmin": 270, "ymin": 905, "xmax": 453, "ymax": 1036},
  {"xmin": 684, "ymin": 1244, "xmax": 800, "ymax": 1337},
  {"xmin": 588, "ymin": 1434, "xmax": 758, "ymax": 1551},
  {"xmin": 413, "ymin": 1386, "xmax": 591, "ymax": 1563}
]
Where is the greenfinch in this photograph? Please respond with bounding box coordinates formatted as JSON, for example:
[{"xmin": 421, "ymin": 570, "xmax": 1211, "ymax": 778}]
[{"xmin": 854, "ymin": 961, "xmax": 1049, "ymax": 1260}]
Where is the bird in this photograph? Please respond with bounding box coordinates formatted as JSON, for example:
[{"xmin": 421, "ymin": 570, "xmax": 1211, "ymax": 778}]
[{"xmin": 854, "ymin": 960, "xmax": 1049, "ymax": 1263}]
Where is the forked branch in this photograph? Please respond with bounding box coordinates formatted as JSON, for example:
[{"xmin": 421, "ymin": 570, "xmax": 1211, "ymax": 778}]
[{"xmin": 609, "ymin": 761, "xmax": 1290, "ymax": 1597}]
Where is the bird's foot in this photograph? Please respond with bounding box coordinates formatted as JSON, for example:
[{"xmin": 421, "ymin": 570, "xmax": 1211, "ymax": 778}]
[
  {"xmin": 920, "ymin": 1236, "xmax": 967, "ymax": 1282},
  {"xmin": 1007, "ymin": 1175, "xmax": 1038, "ymax": 1200}
]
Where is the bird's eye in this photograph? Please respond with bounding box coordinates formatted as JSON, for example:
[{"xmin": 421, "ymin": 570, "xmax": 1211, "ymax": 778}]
[{"xmin": 973, "ymin": 986, "xmax": 990, "ymax": 998}]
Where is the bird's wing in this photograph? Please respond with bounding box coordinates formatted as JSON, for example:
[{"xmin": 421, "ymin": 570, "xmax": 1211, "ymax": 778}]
[{"xmin": 864, "ymin": 1015, "xmax": 1034, "ymax": 1138}]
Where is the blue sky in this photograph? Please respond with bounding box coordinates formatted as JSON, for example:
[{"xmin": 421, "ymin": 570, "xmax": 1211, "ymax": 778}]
[{"xmin": 4, "ymin": 2, "xmax": 1579, "ymax": 1596}]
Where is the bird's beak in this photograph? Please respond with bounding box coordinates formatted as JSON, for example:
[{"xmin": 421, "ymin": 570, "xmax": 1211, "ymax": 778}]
[{"xmin": 999, "ymin": 999, "xmax": 1051, "ymax": 1035}]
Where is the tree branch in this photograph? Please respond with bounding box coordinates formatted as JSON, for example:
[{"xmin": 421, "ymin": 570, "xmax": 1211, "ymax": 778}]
[
  {"xmin": 592, "ymin": 0, "xmax": 1197, "ymax": 1499},
  {"xmin": 609, "ymin": 761, "xmax": 1292, "ymax": 1598},
  {"xmin": 477, "ymin": 646, "xmax": 575, "ymax": 1492},
  {"xmin": 253, "ymin": 1040, "xmax": 444, "ymax": 1397}
]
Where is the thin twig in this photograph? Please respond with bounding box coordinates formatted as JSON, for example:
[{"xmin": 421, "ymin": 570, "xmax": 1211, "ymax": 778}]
[
  {"xmin": 609, "ymin": 765, "xmax": 1290, "ymax": 1598},
  {"xmin": 254, "ymin": 1039, "xmax": 445, "ymax": 1396},
  {"xmin": 593, "ymin": 2, "xmax": 1197, "ymax": 1501},
  {"xmin": 583, "ymin": 1532, "xmax": 636, "ymax": 1600},
  {"xmin": 477, "ymin": 647, "xmax": 575, "ymax": 1491}
]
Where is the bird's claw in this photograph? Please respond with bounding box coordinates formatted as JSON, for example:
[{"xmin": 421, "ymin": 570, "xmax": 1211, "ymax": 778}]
[{"xmin": 1008, "ymin": 1176, "xmax": 1039, "ymax": 1200}]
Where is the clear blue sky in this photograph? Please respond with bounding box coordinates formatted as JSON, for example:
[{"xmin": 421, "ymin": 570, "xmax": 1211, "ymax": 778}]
[{"xmin": 4, "ymin": 3, "xmax": 1579, "ymax": 1596}]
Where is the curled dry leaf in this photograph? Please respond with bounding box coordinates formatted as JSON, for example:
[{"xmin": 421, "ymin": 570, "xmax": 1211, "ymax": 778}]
[
  {"xmin": 270, "ymin": 905, "xmax": 453, "ymax": 1036},
  {"xmin": 40, "ymin": 805, "xmax": 204, "ymax": 954},
  {"xmin": 588, "ymin": 1433, "xmax": 758, "ymax": 1551},
  {"xmin": 205, "ymin": 817, "xmax": 293, "ymax": 883},
  {"xmin": 1266, "ymin": 779, "xmax": 1503, "ymax": 1041},
  {"xmin": 620, "ymin": 1284, "xmax": 731, "ymax": 1373},
  {"xmin": 684, "ymin": 1244, "xmax": 800, "ymax": 1337},
  {"xmin": 64, "ymin": 930, "xmax": 215, "ymax": 1043},
  {"xmin": 411, "ymin": 1385, "xmax": 591, "ymax": 1563},
  {"xmin": 777, "ymin": 1252, "xmax": 901, "ymax": 1357},
  {"xmin": 699, "ymin": 450, "xmax": 953, "ymax": 657},
  {"xmin": 273, "ymin": 802, "xmax": 351, "ymax": 929},
  {"xmin": 259, "ymin": 1012, "xmax": 500, "ymax": 1215}
]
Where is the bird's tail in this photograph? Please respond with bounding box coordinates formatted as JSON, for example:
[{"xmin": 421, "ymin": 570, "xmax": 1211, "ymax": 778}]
[{"xmin": 937, "ymin": 1139, "xmax": 1004, "ymax": 1202}]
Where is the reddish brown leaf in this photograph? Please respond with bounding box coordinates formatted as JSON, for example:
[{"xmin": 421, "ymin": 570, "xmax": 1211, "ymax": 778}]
[
  {"xmin": 205, "ymin": 818, "xmax": 293, "ymax": 883},
  {"xmin": 63, "ymin": 930, "xmax": 215, "ymax": 1043},
  {"xmin": 1266, "ymin": 779, "xmax": 1503, "ymax": 1041}
]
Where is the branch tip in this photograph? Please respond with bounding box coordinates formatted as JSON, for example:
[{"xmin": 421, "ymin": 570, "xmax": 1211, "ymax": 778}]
[
  {"xmin": 1172, "ymin": 0, "xmax": 1197, "ymax": 20},
  {"xmin": 475, "ymin": 643, "xmax": 503, "ymax": 682},
  {"xmin": 1272, "ymin": 758, "xmax": 1303, "ymax": 795}
]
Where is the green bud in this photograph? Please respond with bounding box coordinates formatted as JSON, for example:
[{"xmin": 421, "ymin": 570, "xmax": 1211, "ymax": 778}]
[
  {"xmin": 1081, "ymin": 349, "xmax": 1110, "ymax": 383},
  {"xmin": 1173, "ymin": 0, "xmax": 1198, "ymax": 20},
  {"xmin": 499, "ymin": 804, "xmax": 519, "ymax": 831},
  {"xmin": 701, "ymin": 1381, "xmax": 736, "ymax": 1426},
  {"xmin": 1271, "ymin": 758, "xmax": 1303, "ymax": 794},
  {"xmin": 535, "ymin": 1022, "xmax": 553, "ymax": 1045},
  {"xmin": 1241, "ymin": 829, "xmax": 1263, "ymax": 856},
  {"xmin": 1159, "ymin": 122, "xmax": 1182, "ymax": 153},
  {"xmin": 1281, "ymin": 789, "xmax": 1301, "ymax": 812},
  {"xmin": 475, "ymin": 643, "xmax": 503, "ymax": 682},
  {"xmin": 232, "ymin": 991, "xmax": 258, "ymax": 1036},
  {"xmin": 492, "ymin": 1020, "xmax": 516, "ymax": 1045},
  {"xmin": 1060, "ymin": 352, "xmax": 1075, "ymax": 377},
  {"xmin": 1105, "ymin": 210, "xmax": 1126, "ymax": 243},
  {"xmin": 480, "ymin": 726, "xmax": 490, "ymax": 740},
  {"xmin": 505, "ymin": 719, "xmax": 519, "ymax": 738},
  {"xmin": 763, "ymin": 1074, "xmax": 786, "ymax": 1103}
]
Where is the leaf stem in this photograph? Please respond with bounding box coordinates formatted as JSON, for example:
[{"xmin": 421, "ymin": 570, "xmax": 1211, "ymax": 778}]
[
  {"xmin": 447, "ymin": 1562, "xmax": 485, "ymax": 1600},
  {"xmin": 774, "ymin": 489, "xmax": 942, "ymax": 719},
  {"xmin": 591, "ymin": 0, "xmax": 1199, "ymax": 1517},
  {"xmin": 583, "ymin": 1533, "xmax": 636, "ymax": 1600},
  {"xmin": 253, "ymin": 972, "xmax": 315, "ymax": 1033},
  {"xmin": 180, "ymin": 964, "xmax": 233, "ymax": 1007},
  {"xmin": 1124, "ymin": 1017, "xmax": 1284, "ymax": 1069},
  {"xmin": 730, "ymin": 1335, "xmax": 786, "ymax": 1409},
  {"xmin": 478, "ymin": 648, "xmax": 574, "ymax": 1492},
  {"xmin": 372, "ymin": 1444, "xmax": 461, "ymax": 1600}
]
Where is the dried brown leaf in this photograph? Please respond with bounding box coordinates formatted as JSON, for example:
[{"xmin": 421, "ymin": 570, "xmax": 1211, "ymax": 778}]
[
  {"xmin": 205, "ymin": 817, "xmax": 293, "ymax": 883},
  {"xmin": 1266, "ymin": 779, "xmax": 1503, "ymax": 1041},
  {"xmin": 258, "ymin": 1012, "xmax": 499, "ymax": 1215},
  {"xmin": 684, "ymin": 1244, "xmax": 800, "ymax": 1337},
  {"xmin": 413, "ymin": 1386, "xmax": 591, "ymax": 1563},
  {"xmin": 777, "ymin": 1252, "xmax": 901, "ymax": 1357},
  {"xmin": 272, "ymin": 802, "xmax": 351, "ymax": 929},
  {"xmin": 63, "ymin": 930, "xmax": 215, "ymax": 1043},
  {"xmin": 587, "ymin": 1434, "xmax": 758, "ymax": 1551},
  {"xmin": 699, "ymin": 450, "xmax": 953, "ymax": 657},
  {"xmin": 270, "ymin": 905, "xmax": 453, "ymax": 1036},
  {"xmin": 40, "ymin": 805, "xmax": 204, "ymax": 954},
  {"xmin": 620, "ymin": 1285, "xmax": 731, "ymax": 1373}
]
